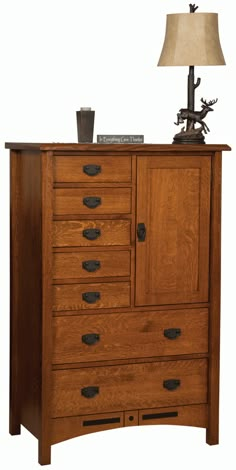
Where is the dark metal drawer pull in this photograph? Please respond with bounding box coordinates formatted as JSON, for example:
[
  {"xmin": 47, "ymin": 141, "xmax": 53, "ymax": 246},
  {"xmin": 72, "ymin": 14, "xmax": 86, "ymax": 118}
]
[
  {"xmin": 83, "ymin": 417, "xmax": 120, "ymax": 427},
  {"xmin": 163, "ymin": 379, "xmax": 181, "ymax": 391},
  {"xmin": 82, "ymin": 260, "xmax": 101, "ymax": 272},
  {"xmin": 82, "ymin": 292, "xmax": 100, "ymax": 304},
  {"xmin": 137, "ymin": 223, "xmax": 146, "ymax": 242},
  {"xmin": 83, "ymin": 197, "xmax": 101, "ymax": 209},
  {"xmin": 83, "ymin": 165, "xmax": 101, "ymax": 176},
  {"xmin": 82, "ymin": 333, "xmax": 100, "ymax": 345},
  {"xmin": 142, "ymin": 411, "xmax": 178, "ymax": 420},
  {"xmin": 164, "ymin": 328, "xmax": 181, "ymax": 340},
  {"xmin": 81, "ymin": 386, "xmax": 99, "ymax": 399},
  {"xmin": 83, "ymin": 228, "xmax": 101, "ymax": 240}
]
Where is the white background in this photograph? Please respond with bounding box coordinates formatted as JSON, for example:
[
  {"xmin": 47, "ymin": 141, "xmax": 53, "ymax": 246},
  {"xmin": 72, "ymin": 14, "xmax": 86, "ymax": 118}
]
[{"xmin": 0, "ymin": 0, "xmax": 235, "ymax": 468}]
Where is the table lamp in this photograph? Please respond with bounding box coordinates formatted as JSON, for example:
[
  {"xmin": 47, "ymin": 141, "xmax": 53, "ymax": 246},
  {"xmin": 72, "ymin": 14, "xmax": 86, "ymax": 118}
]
[{"xmin": 158, "ymin": 4, "xmax": 225, "ymax": 144}]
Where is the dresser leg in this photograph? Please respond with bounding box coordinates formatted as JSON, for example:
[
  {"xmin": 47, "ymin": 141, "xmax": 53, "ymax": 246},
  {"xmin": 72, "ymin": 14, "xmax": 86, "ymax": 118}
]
[
  {"xmin": 9, "ymin": 415, "xmax": 21, "ymax": 436},
  {"xmin": 206, "ymin": 427, "xmax": 219, "ymax": 446},
  {"xmin": 38, "ymin": 440, "xmax": 51, "ymax": 466}
]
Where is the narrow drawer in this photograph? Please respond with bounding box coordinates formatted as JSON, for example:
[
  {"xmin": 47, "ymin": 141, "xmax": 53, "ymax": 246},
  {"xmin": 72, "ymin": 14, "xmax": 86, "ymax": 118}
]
[
  {"xmin": 53, "ymin": 220, "xmax": 131, "ymax": 247},
  {"xmin": 53, "ymin": 188, "xmax": 132, "ymax": 215},
  {"xmin": 53, "ymin": 250, "xmax": 131, "ymax": 280},
  {"xmin": 51, "ymin": 359, "xmax": 207, "ymax": 417},
  {"xmin": 53, "ymin": 282, "xmax": 131, "ymax": 311},
  {"xmin": 52, "ymin": 309, "xmax": 208, "ymax": 364},
  {"xmin": 54, "ymin": 156, "xmax": 132, "ymax": 183}
]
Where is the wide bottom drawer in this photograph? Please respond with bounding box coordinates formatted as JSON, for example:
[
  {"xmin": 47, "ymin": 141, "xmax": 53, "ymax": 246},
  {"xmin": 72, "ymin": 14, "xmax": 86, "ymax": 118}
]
[{"xmin": 51, "ymin": 359, "xmax": 207, "ymax": 417}]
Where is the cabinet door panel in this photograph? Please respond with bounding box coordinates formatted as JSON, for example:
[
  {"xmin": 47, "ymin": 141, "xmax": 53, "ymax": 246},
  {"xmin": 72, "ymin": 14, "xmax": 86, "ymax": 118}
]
[{"xmin": 136, "ymin": 156, "xmax": 211, "ymax": 305}]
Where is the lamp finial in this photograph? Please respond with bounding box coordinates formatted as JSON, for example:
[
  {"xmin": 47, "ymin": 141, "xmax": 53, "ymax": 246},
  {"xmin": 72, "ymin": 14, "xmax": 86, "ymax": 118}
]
[{"xmin": 189, "ymin": 4, "xmax": 199, "ymax": 13}]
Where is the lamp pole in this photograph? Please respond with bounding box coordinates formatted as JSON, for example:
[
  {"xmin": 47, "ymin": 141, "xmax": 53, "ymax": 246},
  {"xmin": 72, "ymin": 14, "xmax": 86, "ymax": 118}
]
[{"xmin": 187, "ymin": 4, "xmax": 201, "ymax": 129}]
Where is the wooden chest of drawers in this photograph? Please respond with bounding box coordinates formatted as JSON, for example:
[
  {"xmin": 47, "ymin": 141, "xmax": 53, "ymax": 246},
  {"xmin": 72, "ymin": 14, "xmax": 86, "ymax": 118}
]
[{"xmin": 7, "ymin": 142, "xmax": 230, "ymax": 465}]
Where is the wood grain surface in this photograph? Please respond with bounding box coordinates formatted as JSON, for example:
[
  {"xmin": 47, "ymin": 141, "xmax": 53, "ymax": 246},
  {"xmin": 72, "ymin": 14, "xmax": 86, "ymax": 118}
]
[
  {"xmin": 51, "ymin": 411, "xmax": 124, "ymax": 444},
  {"xmin": 54, "ymin": 155, "xmax": 132, "ymax": 182},
  {"xmin": 53, "ymin": 219, "xmax": 131, "ymax": 247},
  {"xmin": 52, "ymin": 308, "xmax": 208, "ymax": 364},
  {"xmin": 53, "ymin": 250, "xmax": 131, "ymax": 279},
  {"xmin": 53, "ymin": 282, "xmax": 131, "ymax": 311},
  {"xmin": 51, "ymin": 403, "xmax": 207, "ymax": 444},
  {"xmin": 51, "ymin": 359, "xmax": 207, "ymax": 417},
  {"xmin": 53, "ymin": 188, "xmax": 131, "ymax": 215},
  {"xmin": 5, "ymin": 142, "xmax": 231, "ymax": 152},
  {"xmin": 136, "ymin": 156, "xmax": 211, "ymax": 306},
  {"xmin": 206, "ymin": 152, "xmax": 222, "ymax": 446}
]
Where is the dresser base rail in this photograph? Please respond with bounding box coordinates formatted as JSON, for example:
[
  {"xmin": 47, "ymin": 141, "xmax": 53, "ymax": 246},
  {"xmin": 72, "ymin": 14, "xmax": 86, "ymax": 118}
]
[{"xmin": 51, "ymin": 404, "xmax": 208, "ymax": 445}]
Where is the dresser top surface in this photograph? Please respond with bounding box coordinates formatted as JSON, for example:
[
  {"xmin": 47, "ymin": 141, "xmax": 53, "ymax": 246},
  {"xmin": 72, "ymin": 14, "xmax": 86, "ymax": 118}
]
[{"xmin": 5, "ymin": 142, "xmax": 231, "ymax": 152}]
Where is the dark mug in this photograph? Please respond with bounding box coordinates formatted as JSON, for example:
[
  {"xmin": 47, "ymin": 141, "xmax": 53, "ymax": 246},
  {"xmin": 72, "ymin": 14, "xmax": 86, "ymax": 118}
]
[{"xmin": 76, "ymin": 107, "xmax": 95, "ymax": 143}]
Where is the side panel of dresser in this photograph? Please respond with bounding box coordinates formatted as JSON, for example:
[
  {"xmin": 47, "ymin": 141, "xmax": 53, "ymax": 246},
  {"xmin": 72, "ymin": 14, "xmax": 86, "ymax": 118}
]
[
  {"xmin": 207, "ymin": 151, "xmax": 222, "ymax": 445},
  {"xmin": 10, "ymin": 149, "xmax": 53, "ymax": 465},
  {"xmin": 10, "ymin": 150, "xmax": 42, "ymax": 438}
]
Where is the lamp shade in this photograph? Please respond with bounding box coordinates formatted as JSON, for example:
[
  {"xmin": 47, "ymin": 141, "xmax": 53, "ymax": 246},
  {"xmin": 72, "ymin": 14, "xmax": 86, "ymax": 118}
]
[{"xmin": 158, "ymin": 13, "xmax": 225, "ymax": 66}]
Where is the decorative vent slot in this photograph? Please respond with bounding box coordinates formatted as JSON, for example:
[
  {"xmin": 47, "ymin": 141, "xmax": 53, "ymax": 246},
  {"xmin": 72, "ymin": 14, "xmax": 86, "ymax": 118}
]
[
  {"xmin": 83, "ymin": 417, "xmax": 121, "ymax": 427},
  {"xmin": 142, "ymin": 411, "xmax": 178, "ymax": 421}
]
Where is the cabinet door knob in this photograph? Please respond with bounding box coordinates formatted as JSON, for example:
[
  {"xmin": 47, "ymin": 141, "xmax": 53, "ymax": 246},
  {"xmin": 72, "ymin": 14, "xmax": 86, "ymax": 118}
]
[
  {"xmin": 81, "ymin": 386, "xmax": 99, "ymax": 398},
  {"xmin": 83, "ymin": 197, "xmax": 101, "ymax": 209},
  {"xmin": 82, "ymin": 292, "xmax": 100, "ymax": 304},
  {"xmin": 164, "ymin": 328, "xmax": 181, "ymax": 340},
  {"xmin": 83, "ymin": 228, "xmax": 101, "ymax": 240},
  {"xmin": 82, "ymin": 333, "xmax": 100, "ymax": 345},
  {"xmin": 83, "ymin": 165, "xmax": 101, "ymax": 176},
  {"xmin": 82, "ymin": 260, "xmax": 101, "ymax": 272},
  {"xmin": 163, "ymin": 379, "xmax": 181, "ymax": 391},
  {"xmin": 137, "ymin": 223, "xmax": 146, "ymax": 242}
]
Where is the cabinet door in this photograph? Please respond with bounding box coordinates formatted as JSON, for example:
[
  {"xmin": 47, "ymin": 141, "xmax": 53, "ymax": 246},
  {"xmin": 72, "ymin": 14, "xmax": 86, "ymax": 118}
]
[{"xmin": 136, "ymin": 156, "xmax": 211, "ymax": 306}]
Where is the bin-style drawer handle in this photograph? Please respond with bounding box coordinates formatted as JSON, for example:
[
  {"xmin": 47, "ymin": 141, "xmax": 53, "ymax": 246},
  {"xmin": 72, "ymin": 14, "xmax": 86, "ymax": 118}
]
[
  {"xmin": 164, "ymin": 328, "xmax": 181, "ymax": 340},
  {"xmin": 83, "ymin": 197, "xmax": 101, "ymax": 209},
  {"xmin": 83, "ymin": 228, "xmax": 101, "ymax": 240},
  {"xmin": 81, "ymin": 386, "xmax": 99, "ymax": 398},
  {"xmin": 82, "ymin": 292, "xmax": 100, "ymax": 304},
  {"xmin": 83, "ymin": 165, "xmax": 101, "ymax": 176},
  {"xmin": 163, "ymin": 379, "xmax": 181, "ymax": 391},
  {"xmin": 82, "ymin": 260, "xmax": 101, "ymax": 272},
  {"xmin": 82, "ymin": 333, "xmax": 100, "ymax": 345}
]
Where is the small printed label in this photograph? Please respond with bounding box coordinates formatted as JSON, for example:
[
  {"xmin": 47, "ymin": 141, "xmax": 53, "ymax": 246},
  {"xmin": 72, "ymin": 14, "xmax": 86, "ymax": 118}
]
[{"xmin": 97, "ymin": 135, "xmax": 144, "ymax": 144}]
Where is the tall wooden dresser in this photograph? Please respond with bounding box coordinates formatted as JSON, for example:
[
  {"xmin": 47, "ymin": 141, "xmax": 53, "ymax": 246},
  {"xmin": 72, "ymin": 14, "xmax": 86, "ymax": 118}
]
[{"xmin": 7, "ymin": 143, "xmax": 230, "ymax": 465}]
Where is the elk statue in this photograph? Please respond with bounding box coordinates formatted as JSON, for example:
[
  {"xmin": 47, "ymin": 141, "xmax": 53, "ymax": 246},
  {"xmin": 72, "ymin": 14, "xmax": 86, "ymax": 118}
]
[{"xmin": 175, "ymin": 98, "xmax": 218, "ymax": 134}]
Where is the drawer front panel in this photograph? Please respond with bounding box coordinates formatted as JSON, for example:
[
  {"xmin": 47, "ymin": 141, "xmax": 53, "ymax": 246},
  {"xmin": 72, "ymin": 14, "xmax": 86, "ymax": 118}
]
[
  {"xmin": 53, "ymin": 250, "xmax": 131, "ymax": 280},
  {"xmin": 53, "ymin": 282, "xmax": 131, "ymax": 311},
  {"xmin": 53, "ymin": 188, "xmax": 132, "ymax": 215},
  {"xmin": 53, "ymin": 220, "xmax": 131, "ymax": 247},
  {"xmin": 52, "ymin": 309, "xmax": 208, "ymax": 364},
  {"xmin": 54, "ymin": 156, "xmax": 132, "ymax": 182},
  {"xmin": 51, "ymin": 359, "xmax": 207, "ymax": 417}
]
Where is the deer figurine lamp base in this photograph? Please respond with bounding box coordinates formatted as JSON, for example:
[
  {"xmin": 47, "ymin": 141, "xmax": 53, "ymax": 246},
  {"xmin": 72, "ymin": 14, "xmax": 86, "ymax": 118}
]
[{"xmin": 173, "ymin": 65, "xmax": 218, "ymax": 145}]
